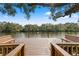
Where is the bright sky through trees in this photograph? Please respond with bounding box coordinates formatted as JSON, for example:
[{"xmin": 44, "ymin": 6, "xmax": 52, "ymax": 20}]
[{"xmin": 0, "ymin": 5, "xmax": 79, "ymax": 26}]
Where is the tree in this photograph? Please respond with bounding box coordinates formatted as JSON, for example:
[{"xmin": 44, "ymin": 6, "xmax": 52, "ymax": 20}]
[
  {"xmin": 0, "ymin": 22, "xmax": 23, "ymax": 32},
  {"xmin": 0, "ymin": 3, "xmax": 78, "ymax": 20},
  {"xmin": 0, "ymin": 22, "xmax": 78, "ymax": 32},
  {"xmin": 23, "ymin": 24, "xmax": 39, "ymax": 32},
  {"xmin": 0, "ymin": 3, "xmax": 37, "ymax": 20}
]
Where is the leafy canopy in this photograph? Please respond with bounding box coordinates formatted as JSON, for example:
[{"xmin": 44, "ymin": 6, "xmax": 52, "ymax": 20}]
[{"xmin": 0, "ymin": 3, "xmax": 79, "ymax": 20}]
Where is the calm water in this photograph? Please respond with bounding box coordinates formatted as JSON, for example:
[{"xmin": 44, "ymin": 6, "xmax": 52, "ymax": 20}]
[
  {"xmin": 0, "ymin": 32, "xmax": 79, "ymax": 40},
  {"xmin": 0, "ymin": 32, "xmax": 79, "ymax": 55},
  {"xmin": 0, "ymin": 32, "xmax": 79, "ymax": 44}
]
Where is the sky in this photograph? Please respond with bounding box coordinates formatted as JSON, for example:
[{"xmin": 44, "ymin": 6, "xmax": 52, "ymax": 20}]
[{"xmin": 0, "ymin": 6, "xmax": 79, "ymax": 26}]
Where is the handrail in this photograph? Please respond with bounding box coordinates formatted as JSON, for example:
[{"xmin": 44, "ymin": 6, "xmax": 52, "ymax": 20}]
[
  {"xmin": 50, "ymin": 43, "xmax": 71, "ymax": 56},
  {"xmin": 6, "ymin": 43, "xmax": 24, "ymax": 56},
  {"xmin": 0, "ymin": 43, "xmax": 18, "ymax": 46},
  {"xmin": 57, "ymin": 43, "xmax": 79, "ymax": 45},
  {"xmin": 61, "ymin": 38, "xmax": 72, "ymax": 42}
]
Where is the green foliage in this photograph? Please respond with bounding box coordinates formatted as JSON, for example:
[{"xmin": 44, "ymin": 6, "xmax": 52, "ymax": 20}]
[
  {"xmin": 0, "ymin": 22, "xmax": 22, "ymax": 32},
  {"xmin": 0, "ymin": 3, "xmax": 79, "ymax": 20},
  {"xmin": 23, "ymin": 24, "xmax": 39, "ymax": 32},
  {"xmin": 23, "ymin": 23, "xmax": 79, "ymax": 32},
  {"xmin": 0, "ymin": 22, "xmax": 79, "ymax": 32},
  {"xmin": 0, "ymin": 3, "xmax": 37, "ymax": 20}
]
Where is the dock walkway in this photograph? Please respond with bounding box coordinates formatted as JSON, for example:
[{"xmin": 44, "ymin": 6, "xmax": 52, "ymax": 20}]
[
  {"xmin": 15, "ymin": 38, "xmax": 64, "ymax": 56},
  {"xmin": 16, "ymin": 38, "xmax": 51, "ymax": 55}
]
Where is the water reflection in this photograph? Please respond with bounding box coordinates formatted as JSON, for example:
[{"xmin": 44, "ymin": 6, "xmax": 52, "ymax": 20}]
[
  {"xmin": 0, "ymin": 32, "xmax": 79, "ymax": 38},
  {"xmin": 0, "ymin": 32, "xmax": 78, "ymax": 43}
]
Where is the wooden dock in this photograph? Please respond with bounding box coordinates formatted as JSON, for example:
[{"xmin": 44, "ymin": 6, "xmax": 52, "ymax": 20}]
[
  {"xmin": 0, "ymin": 35, "xmax": 72, "ymax": 56},
  {"xmin": 0, "ymin": 35, "xmax": 16, "ymax": 56},
  {"xmin": 15, "ymin": 37, "xmax": 70, "ymax": 56},
  {"xmin": 0, "ymin": 35, "xmax": 51, "ymax": 56},
  {"xmin": 16, "ymin": 38, "xmax": 51, "ymax": 56},
  {"xmin": 0, "ymin": 35, "xmax": 79, "ymax": 56}
]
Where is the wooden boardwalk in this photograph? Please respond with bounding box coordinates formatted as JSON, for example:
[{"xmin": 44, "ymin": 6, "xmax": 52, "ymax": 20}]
[
  {"xmin": 15, "ymin": 38, "xmax": 65, "ymax": 56},
  {"xmin": 1, "ymin": 35, "xmax": 78, "ymax": 56},
  {"xmin": 16, "ymin": 38, "xmax": 51, "ymax": 56},
  {"xmin": 0, "ymin": 35, "xmax": 64, "ymax": 56}
]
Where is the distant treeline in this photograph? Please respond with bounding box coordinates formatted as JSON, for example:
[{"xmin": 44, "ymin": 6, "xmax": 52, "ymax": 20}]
[{"xmin": 0, "ymin": 22, "xmax": 79, "ymax": 32}]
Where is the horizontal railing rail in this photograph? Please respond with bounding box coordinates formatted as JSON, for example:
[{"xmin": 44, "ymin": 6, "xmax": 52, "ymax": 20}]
[
  {"xmin": 61, "ymin": 38, "xmax": 72, "ymax": 42},
  {"xmin": 57, "ymin": 42, "xmax": 79, "ymax": 45}
]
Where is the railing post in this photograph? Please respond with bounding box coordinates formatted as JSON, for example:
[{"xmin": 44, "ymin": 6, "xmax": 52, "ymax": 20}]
[
  {"xmin": 71, "ymin": 46, "xmax": 73, "ymax": 55},
  {"xmin": 21, "ymin": 44, "xmax": 24, "ymax": 56},
  {"xmin": 67, "ymin": 46, "xmax": 69, "ymax": 53},
  {"xmin": 2, "ymin": 47, "xmax": 4, "ymax": 56},
  {"xmin": 6, "ymin": 47, "xmax": 8, "ymax": 54},
  {"xmin": 2, "ymin": 47, "xmax": 6, "ymax": 56},
  {"xmin": 76, "ymin": 45, "xmax": 78, "ymax": 56},
  {"xmin": 50, "ymin": 43, "xmax": 55, "ymax": 56}
]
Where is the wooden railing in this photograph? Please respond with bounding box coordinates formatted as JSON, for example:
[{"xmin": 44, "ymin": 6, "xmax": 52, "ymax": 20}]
[
  {"xmin": 50, "ymin": 43, "xmax": 71, "ymax": 56},
  {"xmin": 6, "ymin": 43, "xmax": 24, "ymax": 56},
  {"xmin": 0, "ymin": 43, "xmax": 24, "ymax": 56},
  {"xmin": 57, "ymin": 43, "xmax": 79, "ymax": 56},
  {"xmin": 0, "ymin": 44, "xmax": 18, "ymax": 56},
  {"xmin": 0, "ymin": 35, "xmax": 25, "ymax": 56}
]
